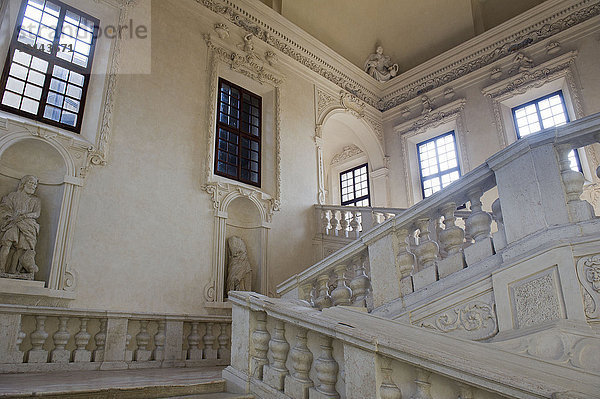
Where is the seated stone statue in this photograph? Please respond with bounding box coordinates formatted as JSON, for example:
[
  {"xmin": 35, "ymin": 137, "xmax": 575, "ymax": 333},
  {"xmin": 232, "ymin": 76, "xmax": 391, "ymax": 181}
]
[
  {"xmin": 226, "ymin": 235, "xmax": 252, "ymax": 292},
  {"xmin": 0, "ymin": 175, "xmax": 41, "ymax": 277},
  {"xmin": 364, "ymin": 46, "xmax": 399, "ymax": 82}
]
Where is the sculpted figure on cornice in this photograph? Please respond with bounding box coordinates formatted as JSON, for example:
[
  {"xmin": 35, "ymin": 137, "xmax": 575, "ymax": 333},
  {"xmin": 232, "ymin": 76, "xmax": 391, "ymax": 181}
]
[
  {"xmin": 364, "ymin": 46, "xmax": 399, "ymax": 82},
  {"xmin": 0, "ymin": 175, "xmax": 41, "ymax": 279}
]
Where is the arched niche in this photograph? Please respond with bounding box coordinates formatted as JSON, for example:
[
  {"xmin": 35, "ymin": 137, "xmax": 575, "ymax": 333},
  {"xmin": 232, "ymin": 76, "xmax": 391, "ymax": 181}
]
[
  {"xmin": 225, "ymin": 197, "xmax": 264, "ymax": 296},
  {"xmin": 318, "ymin": 110, "xmax": 388, "ymax": 206},
  {"xmin": 0, "ymin": 138, "xmax": 67, "ymax": 285}
]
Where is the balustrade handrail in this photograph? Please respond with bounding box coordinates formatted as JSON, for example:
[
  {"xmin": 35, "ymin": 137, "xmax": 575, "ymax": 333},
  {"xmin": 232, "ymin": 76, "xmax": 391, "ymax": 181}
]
[
  {"xmin": 0, "ymin": 303, "xmax": 231, "ymax": 322},
  {"xmin": 315, "ymin": 204, "xmax": 406, "ymax": 214},
  {"xmin": 231, "ymin": 291, "xmax": 598, "ymax": 398},
  {"xmin": 278, "ymin": 113, "xmax": 600, "ymax": 296}
]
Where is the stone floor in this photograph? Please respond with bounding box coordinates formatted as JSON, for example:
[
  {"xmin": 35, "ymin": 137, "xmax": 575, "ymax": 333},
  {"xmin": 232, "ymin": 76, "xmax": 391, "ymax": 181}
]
[{"xmin": 0, "ymin": 366, "xmax": 244, "ymax": 398}]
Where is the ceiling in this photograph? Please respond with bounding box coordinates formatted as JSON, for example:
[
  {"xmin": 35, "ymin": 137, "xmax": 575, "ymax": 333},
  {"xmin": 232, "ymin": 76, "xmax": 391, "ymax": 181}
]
[{"xmin": 258, "ymin": 0, "xmax": 548, "ymax": 74}]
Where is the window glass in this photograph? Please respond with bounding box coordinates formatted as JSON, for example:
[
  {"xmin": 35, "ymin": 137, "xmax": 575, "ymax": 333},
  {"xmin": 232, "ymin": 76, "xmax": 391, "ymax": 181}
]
[
  {"xmin": 340, "ymin": 164, "xmax": 370, "ymax": 206},
  {"xmin": 0, "ymin": 0, "xmax": 99, "ymax": 132},
  {"xmin": 512, "ymin": 91, "xmax": 581, "ymax": 172},
  {"xmin": 215, "ymin": 78, "xmax": 261, "ymax": 187},
  {"xmin": 416, "ymin": 132, "xmax": 461, "ymax": 198}
]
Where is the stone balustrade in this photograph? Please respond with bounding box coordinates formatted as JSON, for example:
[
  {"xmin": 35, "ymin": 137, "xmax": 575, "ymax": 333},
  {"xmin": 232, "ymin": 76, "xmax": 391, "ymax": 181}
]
[
  {"xmin": 316, "ymin": 205, "xmax": 405, "ymax": 239},
  {"xmin": 225, "ymin": 292, "xmax": 599, "ymax": 399},
  {"xmin": 0, "ymin": 305, "xmax": 231, "ymax": 372},
  {"xmin": 281, "ymin": 114, "xmax": 600, "ymax": 311}
]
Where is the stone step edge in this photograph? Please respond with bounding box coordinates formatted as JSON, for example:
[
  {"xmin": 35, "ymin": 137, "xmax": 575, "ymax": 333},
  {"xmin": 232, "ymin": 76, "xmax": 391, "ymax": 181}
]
[{"xmin": 0, "ymin": 379, "xmax": 226, "ymax": 399}]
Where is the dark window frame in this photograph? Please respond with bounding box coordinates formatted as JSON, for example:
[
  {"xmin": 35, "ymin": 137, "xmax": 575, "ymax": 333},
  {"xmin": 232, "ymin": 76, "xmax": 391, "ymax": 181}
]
[
  {"xmin": 416, "ymin": 131, "xmax": 461, "ymax": 199},
  {"xmin": 340, "ymin": 163, "xmax": 370, "ymax": 207},
  {"xmin": 0, "ymin": 0, "xmax": 99, "ymax": 133},
  {"xmin": 511, "ymin": 90, "xmax": 582, "ymax": 172},
  {"xmin": 214, "ymin": 77, "xmax": 262, "ymax": 187}
]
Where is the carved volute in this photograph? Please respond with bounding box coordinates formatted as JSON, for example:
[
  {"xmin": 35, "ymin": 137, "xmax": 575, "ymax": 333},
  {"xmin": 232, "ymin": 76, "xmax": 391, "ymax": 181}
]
[
  {"xmin": 269, "ymin": 320, "xmax": 289, "ymax": 372},
  {"xmin": 438, "ymin": 202, "xmax": 464, "ymax": 255},
  {"xmin": 314, "ymin": 273, "xmax": 332, "ymax": 310},
  {"xmin": 331, "ymin": 263, "xmax": 352, "ymax": 306},
  {"xmin": 466, "ymin": 188, "xmax": 492, "ymax": 242},
  {"xmin": 413, "ymin": 218, "xmax": 439, "ymax": 270},
  {"xmin": 290, "ymin": 327, "xmax": 313, "ymax": 382}
]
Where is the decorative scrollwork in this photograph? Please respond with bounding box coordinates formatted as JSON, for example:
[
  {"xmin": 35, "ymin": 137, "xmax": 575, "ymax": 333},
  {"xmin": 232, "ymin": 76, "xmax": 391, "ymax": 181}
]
[
  {"xmin": 577, "ymin": 254, "xmax": 600, "ymax": 319},
  {"xmin": 419, "ymin": 301, "xmax": 498, "ymax": 341}
]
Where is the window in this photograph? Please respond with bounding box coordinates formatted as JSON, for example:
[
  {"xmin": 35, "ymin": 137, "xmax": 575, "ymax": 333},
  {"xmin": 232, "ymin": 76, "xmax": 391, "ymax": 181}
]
[
  {"xmin": 340, "ymin": 164, "xmax": 370, "ymax": 206},
  {"xmin": 215, "ymin": 78, "xmax": 261, "ymax": 187},
  {"xmin": 0, "ymin": 0, "xmax": 99, "ymax": 133},
  {"xmin": 512, "ymin": 90, "xmax": 581, "ymax": 172},
  {"xmin": 417, "ymin": 131, "xmax": 461, "ymax": 198}
]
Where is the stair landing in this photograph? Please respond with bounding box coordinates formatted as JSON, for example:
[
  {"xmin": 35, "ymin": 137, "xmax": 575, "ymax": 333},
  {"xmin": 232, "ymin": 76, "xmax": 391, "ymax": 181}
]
[{"xmin": 0, "ymin": 366, "xmax": 252, "ymax": 398}]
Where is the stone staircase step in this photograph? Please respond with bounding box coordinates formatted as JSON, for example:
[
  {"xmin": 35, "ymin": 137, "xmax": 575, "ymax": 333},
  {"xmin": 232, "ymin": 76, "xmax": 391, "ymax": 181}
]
[
  {"xmin": 0, "ymin": 367, "xmax": 228, "ymax": 399},
  {"xmin": 165, "ymin": 394, "xmax": 254, "ymax": 399}
]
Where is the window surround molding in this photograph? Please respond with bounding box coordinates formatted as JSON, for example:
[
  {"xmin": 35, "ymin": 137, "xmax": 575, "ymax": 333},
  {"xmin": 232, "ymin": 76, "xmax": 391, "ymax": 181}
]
[
  {"xmin": 482, "ymin": 50, "xmax": 598, "ymax": 181},
  {"xmin": 395, "ymin": 98, "xmax": 469, "ymax": 206},
  {"xmin": 0, "ymin": 0, "xmax": 133, "ymax": 304},
  {"xmin": 201, "ymin": 31, "xmax": 285, "ymax": 303}
]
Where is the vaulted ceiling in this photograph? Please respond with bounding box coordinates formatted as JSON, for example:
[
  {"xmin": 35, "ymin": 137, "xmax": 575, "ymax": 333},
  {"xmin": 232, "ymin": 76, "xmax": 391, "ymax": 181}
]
[{"xmin": 258, "ymin": 0, "xmax": 548, "ymax": 74}]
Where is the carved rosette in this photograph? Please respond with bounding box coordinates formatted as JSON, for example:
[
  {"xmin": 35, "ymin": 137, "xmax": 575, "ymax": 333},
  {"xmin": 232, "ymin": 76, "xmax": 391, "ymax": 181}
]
[
  {"xmin": 576, "ymin": 254, "xmax": 600, "ymax": 319},
  {"xmin": 418, "ymin": 300, "xmax": 498, "ymax": 341}
]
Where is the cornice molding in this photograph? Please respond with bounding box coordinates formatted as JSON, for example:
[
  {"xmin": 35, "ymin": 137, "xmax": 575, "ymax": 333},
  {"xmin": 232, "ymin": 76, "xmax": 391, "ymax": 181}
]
[
  {"xmin": 195, "ymin": 0, "xmax": 599, "ymax": 113},
  {"xmin": 330, "ymin": 145, "xmax": 364, "ymax": 166}
]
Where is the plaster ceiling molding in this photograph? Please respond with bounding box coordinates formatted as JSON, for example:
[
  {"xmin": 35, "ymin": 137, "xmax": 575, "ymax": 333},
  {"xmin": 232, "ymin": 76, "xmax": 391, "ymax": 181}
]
[
  {"xmin": 202, "ymin": 34, "xmax": 283, "ymax": 214},
  {"xmin": 380, "ymin": 1, "xmax": 600, "ymax": 111},
  {"xmin": 196, "ymin": 0, "xmax": 380, "ymax": 109},
  {"xmin": 482, "ymin": 51, "xmax": 580, "ymax": 148},
  {"xmin": 330, "ymin": 145, "xmax": 364, "ymax": 166},
  {"xmin": 395, "ymin": 98, "xmax": 469, "ymax": 203}
]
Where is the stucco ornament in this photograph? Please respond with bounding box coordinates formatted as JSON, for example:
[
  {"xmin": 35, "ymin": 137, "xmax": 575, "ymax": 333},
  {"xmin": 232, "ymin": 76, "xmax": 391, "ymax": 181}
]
[
  {"xmin": 364, "ymin": 46, "xmax": 399, "ymax": 82},
  {"xmin": 226, "ymin": 236, "xmax": 252, "ymax": 292},
  {"xmin": 576, "ymin": 254, "xmax": 600, "ymax": 319},
  {"xmin": 0, "ymin": 175, "xmax": 41, "ymax": 279}
]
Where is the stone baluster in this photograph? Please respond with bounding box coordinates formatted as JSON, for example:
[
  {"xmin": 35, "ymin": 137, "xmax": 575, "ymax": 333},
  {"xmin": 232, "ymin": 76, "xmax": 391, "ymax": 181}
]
[
  {"xmin": 310, "ymin": 334, "xmax": 339, "ymax": 399},
  {"xmin": 466, "ymin": 189, "xmax": 491, "ymax": 242},
  {"xmin": 27, "ymin": 315, "xmax": 49, "ymax": 363},
  {"xmin": 217, "ymin": 323, "xmax": 230, "ymax": 360},
  {"xmin": 51, "ymin": 316, "xmax": 71, "ymax": 363},
  {"xmin": 322, "ymin": 209, "xmax": 331, "ymax": 235},
  {"xmin": 250, "ymin": 311, "xmax": 270, "ymax": 379},
  {"xmin": 330, "ymin": 211, "xmax": 340, "ymax": 236},
  {"xmin": 413, "ymin": 368, "xmax": 433, "ymax": 399},
  {"xmin": 203, "ymin": 322, "xmax": 217, "ymax": 359},
  {"xmin": 331, "ymin": 263, "xmax": 352, "ymax": 306},
  {"xmin": 379, "ymin": 357, "xmax": 402, "ymax": 399},
  {"xmin": 491, "ymin": 198, "xmax": 507, "ymax": 251},
  {"xmin": 557, "ymin": 146, "xmax": 594, "ymax": 222},
  {"xmin": 187, "ymin": 322, "xmax": 202, "ymax": 360},
  {"xmin": 437, "ymin": 202, "xmax": 466, "ymax": 279},
  {"xmin": 349, "ymin": 211, "xmax": 361, "ymax": 238},
  {"xmin": 349, "ymin": 255, "xmax": 370, "ymax": 307},
  {"xmin": 263, "ymin": 320, "xmax": 290, "ymax": 390},
  {"xmin": 314, "ymin": 274, "xmax": 332, "ymax": 310},
  {"xmin": 463, "ymin": 188, "xmax": 494, "ymax": 265},
  {"xmin": 299, "ymin": 281, "xmax": 315, "ymax": 307},
  {"xmin": 134, "ymin": 320, "xmax": 151, "ymax": 361},
  {"xmin": 412, "ymin": 218, "xmax": 439, "ymax": 291},
  {"xmin": 339, "ymin": 210, "xmax": 350, "ymax": 238},
  {"xmin": 93, "ymin": 318, "xmax": 107, "ymax": 362},
  {"xmin": 153, "ymin": 320, "xmax": 166, "ymax": 361},
  {"xmin": 73, "ymin": 318, "xmax": 91, "ymax": 362},
  {"xmin": 396, "ymin": 227, "xmax": 416, "ymax": 297},
  {"xmin": 125, "ymin": 333, "xmax": 133, "ymax": 361},
  {"xmin": 285, "ymin": 327, "xmax": 313, "ymax": 398},
  {"xmin": 457, "ymin": 383, "xmax": 474, "ymax": 399}
]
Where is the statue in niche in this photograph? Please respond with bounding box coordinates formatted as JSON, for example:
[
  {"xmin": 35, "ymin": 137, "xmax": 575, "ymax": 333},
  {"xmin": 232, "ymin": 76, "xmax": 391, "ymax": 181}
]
[
  {"xmin": 364, "ymin": 46, "xmax": 399, "ymax": 82},
  {"xmin": 226, "ymin": 236, "xmax": 252, "ymax": 293},
  {"xmin": 0, "ymin": 175, "xmax": 41, "ymax": 279}
]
